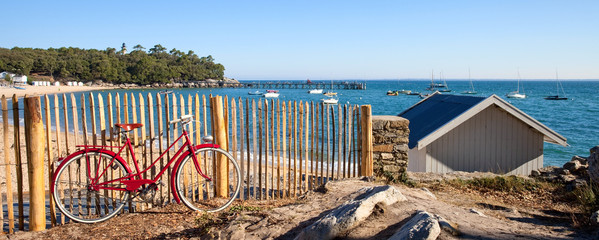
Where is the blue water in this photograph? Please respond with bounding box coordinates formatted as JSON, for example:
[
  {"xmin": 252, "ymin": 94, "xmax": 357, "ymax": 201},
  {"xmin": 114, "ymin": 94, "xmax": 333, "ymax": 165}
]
[{"xmin": 5, "ymin": 79, "xmax": 597, "ymax": 167}]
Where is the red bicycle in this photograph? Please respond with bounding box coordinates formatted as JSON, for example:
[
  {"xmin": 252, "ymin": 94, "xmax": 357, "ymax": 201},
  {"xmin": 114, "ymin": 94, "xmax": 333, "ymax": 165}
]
[{"xmin": 51, "ymin": 115, "xmax": 241, "ymax": 223}]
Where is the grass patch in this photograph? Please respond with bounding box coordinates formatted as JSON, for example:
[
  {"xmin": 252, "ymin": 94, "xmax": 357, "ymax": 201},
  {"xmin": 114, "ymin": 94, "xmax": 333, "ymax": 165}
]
[{"xmin": 446, "ymin": 175, "xmax": 550, "ymax": 193}]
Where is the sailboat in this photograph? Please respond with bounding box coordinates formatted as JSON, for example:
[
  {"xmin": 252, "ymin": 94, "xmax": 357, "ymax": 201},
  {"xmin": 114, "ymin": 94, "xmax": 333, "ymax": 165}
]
[
  {"xmin": 438, "ymin": 72, "xmax": 451, "ymax": 92},
  {"xmin": 544, "ymin": 70, "xmax": 568, "ymax": 100},
  {"xmin": 461, "ymin": 69, "xmax": 477, "ymax": 95},
  {"xmin": 506, "ymin": 70, "xmax": 526, "ymax": 99}
]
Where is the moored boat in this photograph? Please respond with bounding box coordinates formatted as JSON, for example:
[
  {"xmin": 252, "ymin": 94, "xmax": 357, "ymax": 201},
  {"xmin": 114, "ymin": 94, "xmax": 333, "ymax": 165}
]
[
  {"xmin": 248, "ymin": 90, "xmax": 264, "ymax": 95},
  {"xmin": 324, "ymin": 91, "xmax": 337, "ymax": 96},
  {"xmin": 321, "ymin": 97, "xmax": 338, "ymax": 104},
  {"xmin": 308, "ymin": 89, "xmax": 323, "ymax": 94},
  {"xmin": 263, "ymin": 92, "xmax": 280, "ymax": 98},
  {"xmin": 266, "ymin": 90, "xmax": 279, "ymax": 93},
  {"xmin": 506, "ymin": 70, "xmax": 525, "ymax": 98},
  {"xmin": 386, "ymin": 90, "xmax": 398, "ymax": 96},
  {"xmin": 545, "ymin": 70, "xmax": 568, "ymax": 100}
]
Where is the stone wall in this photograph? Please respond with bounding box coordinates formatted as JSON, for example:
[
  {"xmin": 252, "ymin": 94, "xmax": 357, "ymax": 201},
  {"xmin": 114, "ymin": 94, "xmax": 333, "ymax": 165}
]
[{"xmin": 372, "ymin": 115, "xmax": 410, "ymax": 180}]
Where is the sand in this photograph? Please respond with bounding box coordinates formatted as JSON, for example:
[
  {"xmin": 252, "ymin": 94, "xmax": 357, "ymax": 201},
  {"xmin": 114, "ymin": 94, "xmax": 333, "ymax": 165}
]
[{"xmin": 0, "ymin": 85, "xmax": 114, "ymax": 98}]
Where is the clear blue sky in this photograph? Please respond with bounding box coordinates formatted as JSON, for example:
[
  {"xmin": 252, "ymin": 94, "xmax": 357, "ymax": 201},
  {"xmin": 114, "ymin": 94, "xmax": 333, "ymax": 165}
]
[{"xmin": 2, "ymin": 1, "xmax": 597, "ymax": 80}]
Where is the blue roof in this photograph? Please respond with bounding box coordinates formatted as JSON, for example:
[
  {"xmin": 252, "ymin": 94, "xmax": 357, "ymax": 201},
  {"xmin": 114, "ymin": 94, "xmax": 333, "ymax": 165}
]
[{"xmin": 398, "ymin": 94, "xmax": 486, "ymax": 149}]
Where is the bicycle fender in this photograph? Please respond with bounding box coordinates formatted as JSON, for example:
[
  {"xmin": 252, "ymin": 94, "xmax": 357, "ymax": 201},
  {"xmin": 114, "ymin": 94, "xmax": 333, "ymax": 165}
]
[
  {"xmin": 170, "ymin": 144, "xmax": 220, "ymax": 203},
  {"xmin": 50, "ymin": 149, "xmax": 133, "ymax": 194}
]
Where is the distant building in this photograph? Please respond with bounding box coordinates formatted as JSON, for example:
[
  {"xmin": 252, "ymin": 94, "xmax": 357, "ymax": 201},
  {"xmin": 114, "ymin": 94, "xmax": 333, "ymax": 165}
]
[{"xmin": 398, "ymin": 93, "xmax": 567, "ymax": 175}]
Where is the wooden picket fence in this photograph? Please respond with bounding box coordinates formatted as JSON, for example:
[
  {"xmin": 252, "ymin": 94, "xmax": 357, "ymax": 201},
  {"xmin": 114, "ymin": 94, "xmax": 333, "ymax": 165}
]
[{"xmin": 0, "ymin": 92, "xmax": 370, "ymax": 232}]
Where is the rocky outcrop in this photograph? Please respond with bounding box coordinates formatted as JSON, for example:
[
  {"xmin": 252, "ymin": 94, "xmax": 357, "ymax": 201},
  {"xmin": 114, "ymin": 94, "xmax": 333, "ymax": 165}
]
[
  {"xmin": 588, "ymin": 146, "xmax": 599, "ymax": 184},
  {"xmin": 531, "ymin": 155, "xmax": 590, "ymax": 191},
  {"xmin": 295, "ymin": 185, "xmax": 407, "ymax": 240},
  {"xmin": 388, "ymin": 211, "xmax": 440, "ymax": 240}
]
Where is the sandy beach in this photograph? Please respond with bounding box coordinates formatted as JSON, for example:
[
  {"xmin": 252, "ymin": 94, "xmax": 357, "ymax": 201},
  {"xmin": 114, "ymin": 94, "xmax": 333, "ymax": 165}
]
[{"xmin": 0, "ymin": 85, "xmax": 114, "ymax": 98}]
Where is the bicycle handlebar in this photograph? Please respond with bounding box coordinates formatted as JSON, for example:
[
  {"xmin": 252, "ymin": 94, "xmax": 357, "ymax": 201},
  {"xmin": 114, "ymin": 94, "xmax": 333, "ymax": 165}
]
[{"xmin": 170, "ymin": 114, "xmax": 194, "ymax": 124}]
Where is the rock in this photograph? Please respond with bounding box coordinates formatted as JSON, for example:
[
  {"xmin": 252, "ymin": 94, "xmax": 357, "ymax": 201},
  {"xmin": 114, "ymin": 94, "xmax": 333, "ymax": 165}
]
[
  {"xmin": 530, "ymin": 170, "xmax": 541, "ymax": 177},
  {"xmin": 560, "ymin": 174, "xmax": 576, "ymax": 182},
  {"xmin": 295, "ymin": 185, "xmax": 407, "ymax": 240},
  {"xmin": 420, "ymin": 187, "xmax": 437, "ymax": 200},
  {"xmin": 469, "ymin": 208, "xmax": 486, "ymax": 217},
  {"xmin": 563, "ymin": 159, "xmax": 583, "ymax": 173},
  {"xmin": 388, "ymin": 211, "xmax": 440, "ymax": 240},
  {"xmin": 591, "ymin": 210, "xmax": 599, "ymax": 225},
  {"xmin": 588, "ymin": 148, "xmax": 599, "ymax": 184},
  {"xmin": 435, "ymin": 214, "xmax": 460, "ymax": 236},
  {"xmin": 572, "ymin": 155, "xmax": 588, "ymax": 165}
]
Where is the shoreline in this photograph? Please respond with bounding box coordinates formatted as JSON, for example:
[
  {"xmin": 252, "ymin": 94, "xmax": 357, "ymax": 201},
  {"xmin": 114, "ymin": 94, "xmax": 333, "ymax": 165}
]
[{"xmin": 0, "ymin": 85, "xmax": 115, "ymax": 98}]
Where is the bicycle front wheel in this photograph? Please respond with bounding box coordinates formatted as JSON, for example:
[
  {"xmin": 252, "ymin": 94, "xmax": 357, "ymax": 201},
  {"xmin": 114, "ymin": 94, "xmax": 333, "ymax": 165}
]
[
  {"xmin": 175, "ymin": 147, "xmax": 241, "ymax": 212},
  {"xmin": 52, "ymin": 151, "xmax": 131, "ymax": 223}
]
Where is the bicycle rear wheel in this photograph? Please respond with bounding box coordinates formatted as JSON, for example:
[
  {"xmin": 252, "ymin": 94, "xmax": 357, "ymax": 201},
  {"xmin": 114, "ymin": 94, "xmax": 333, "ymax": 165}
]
[
  {"xmin": 52, "ymin": 151, "xmax": 131, "ymax": 223},
  {"xmin": 175, "ymin": 147, "xmax": 241, "ymax": 212}
]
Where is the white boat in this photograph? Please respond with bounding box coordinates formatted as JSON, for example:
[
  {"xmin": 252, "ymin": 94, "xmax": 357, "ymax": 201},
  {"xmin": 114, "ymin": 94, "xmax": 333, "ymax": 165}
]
[
  {"xmin": 321, "ymin": 97, "xmax": 338, "ymax": 104},
  {"xmin": 506, "ymin": 70, "xmax": 526, "ymax": 99},
  {"xmin": 248, "ymin": 90, "xmax": 263, "ymax": 95},
  {"xmin": 461, "ymin": 69, "xmax": 477, "ymax": 95},
  {"xmin": 263, "ymin": 92, "xmax": 280, "ymax": 98},
  {"xmin": 308, "ymin": 89, "xmax": 323, "ymax": 94}
]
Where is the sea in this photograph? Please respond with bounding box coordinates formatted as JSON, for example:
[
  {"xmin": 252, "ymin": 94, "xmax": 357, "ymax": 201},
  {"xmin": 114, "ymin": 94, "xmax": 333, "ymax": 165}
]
[{"xmin": 8, "ymin": 79, "xmax": 599, "ymax": 167}]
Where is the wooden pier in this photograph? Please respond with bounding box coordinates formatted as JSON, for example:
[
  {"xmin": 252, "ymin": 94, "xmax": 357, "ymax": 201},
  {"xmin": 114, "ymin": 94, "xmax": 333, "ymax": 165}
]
[{"xmin": 182, "ymin": 81, "xmax": 366, "ymax": 90}]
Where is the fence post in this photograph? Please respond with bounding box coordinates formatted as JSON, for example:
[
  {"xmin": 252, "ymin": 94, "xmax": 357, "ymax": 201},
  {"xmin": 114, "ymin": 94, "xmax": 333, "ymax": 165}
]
[
  {"xmin": 360, "ymin": 105, "xmax": 373, "ymax": 176},
  {"xmin": 24, "ymin": 96, "xmax": 46, "ymax": 231},
  {"xmin": 210, "ymin": 96, "xmax": 228, "ymax": 197}
]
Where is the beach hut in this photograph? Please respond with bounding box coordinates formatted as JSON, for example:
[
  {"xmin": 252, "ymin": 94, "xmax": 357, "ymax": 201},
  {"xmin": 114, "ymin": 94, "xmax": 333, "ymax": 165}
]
[
  {"xmin": 78, "ymin": 82, "xmax": 83, "ymax": 86},
  {"xmin": 54, "ymin": 82, "xmax": 60, "ymax": 86},
  {"xmin": 398, "ymin": 93, "xmax": 567, "ymax": 175}
]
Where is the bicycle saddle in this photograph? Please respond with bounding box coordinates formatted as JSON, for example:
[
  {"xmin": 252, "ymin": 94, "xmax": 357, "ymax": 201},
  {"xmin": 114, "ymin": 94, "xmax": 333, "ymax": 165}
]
[{"xmin": 115, "ymin": 123, "xmax": 143, "ymax": 131}]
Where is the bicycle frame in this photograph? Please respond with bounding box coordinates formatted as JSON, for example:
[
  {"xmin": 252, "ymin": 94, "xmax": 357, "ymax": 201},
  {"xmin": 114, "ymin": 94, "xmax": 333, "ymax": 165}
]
[{"xmin": 51, "ymin": 125, "xmax": 220, "ymax": 203}]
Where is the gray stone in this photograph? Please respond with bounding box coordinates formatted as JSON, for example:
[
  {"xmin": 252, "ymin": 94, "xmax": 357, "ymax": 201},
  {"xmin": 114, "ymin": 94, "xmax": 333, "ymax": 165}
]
[
  {"xmin": 295, "ymin": 185, "xmax": 407, "ymax": 240},
  {"xmin": 388, "ymin": 211, "xmax": 440, "ymax": 240},
  {"xmin": 563, "ymin": 160, "xmax": 583, "ymax": 173},
  {"xmin": 420, "ymin": 187, "xmax": 437, "ymax": 200},
  {"xmin": 530, "ymin": 170, "xmax": 541, "ymax": 177},
  {"xmin": 381, "ymin": 153, "xmax": 394, "ymax": 160},
  {"xmin": 435, "ymin": 214, "xmax": 460, "ymax": 236},
  {"xmin": 588, "ymin": 149, "xmax": 599, "ymax": 183},
  {"xmin": 572, "ymin": 155, "xmax": 588, "ymax": 165},
  {"xmin": 591, "ymin": 210, "xmax": 599, "ymax": 225},
  {"xmin": 470, "ymin": 208, "xmax": 486, "ymax": 217}
]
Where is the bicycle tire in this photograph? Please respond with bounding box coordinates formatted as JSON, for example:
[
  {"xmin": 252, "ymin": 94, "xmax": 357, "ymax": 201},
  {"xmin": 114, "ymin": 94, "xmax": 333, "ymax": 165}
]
[
  {"xmin": 52, "ymin": 151, "xmax": 131, "ymax": 223},
  {"xmin": 175, "ymin": 147, "xmax": 241, "ymax": 212}
]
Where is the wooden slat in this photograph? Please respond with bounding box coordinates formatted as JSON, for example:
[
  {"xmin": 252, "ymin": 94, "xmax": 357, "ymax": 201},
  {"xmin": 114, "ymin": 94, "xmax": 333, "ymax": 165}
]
[
  {"xmin": 331, "ymin": 105, "xmax": 336, "ymax": 179},
  {"xmin": 326, "ymin": 104, "xmax": 330, "ymax": 182},
  {"xmin": 276, "ymin": 100, "xmax": 281, "ymax": 197},
  {"xmin": 147, "ymin": 94, "xmax": 155, "ymax": 180},
  {"xmin": 292, "ymin": 101, "xmax": 297, "ymax": 197},
  {"xmin": 310, "ymin": 102, "xmax": 318, "ymax": 189},
  {"xmin": 2, "ymin": 95, "xmax": 14, "ymax": 233},
  {"xmin": 343, "ymin": 105, "xmax": 347, "ymax": 178},
  {"xmin": 156, "ymin": 94, "xmax": 165, "ymax": 203},
  {"xmin": 281, "ymin": 101, "xmax": 288, "ymax": 198},
  {"xmin": 195, "ymin": 94, "xmax": 201, "ymax": 145},
  {"xmin": 251, "ymin": 99, "xmax": 257, "ymax": 199},
  {"xmin": 139, "ymin": 94, "xmax": 147, "ymax": 179},
  {"xmin": 44, "ymin": 95, "xmax": 57, "ymax": 226},
  {"xmin": 304, "ymin": 103, "xmax": 309, "ymax": 191},
  {"xmin": 338, "ymin": 104, "xmax": 342, "ymax": 179},
  {"xmin": 244, "ymin": 98, "xmax": 250, "ymax": 199},
  {"xmin": 12, "ymin": 95, "xmax": 24, "ymax": 230},
  {"xmin": 202, "ymin": 95, "xmax": 208, "ymax": 137},
  {"xmin": 231, "ymin": 99, "xmax": 238, "ymax": 199},
  {"xmin": 257, "ymin": 100, "xmax": 263, "ymax": 199},
  {"xmin": 263, "ymin": 99, "xmax": 269, "ymax": 199},
  {"xmin": 319, "ymin": 103, "xmax": 324, "ymax": 185},
  {"xmin": 238, "ymin": 98, "xmax": 245, "ymax": 200},
  {"xmin": 298, "ymin": 101, "xmax": 304, "ymax": 193},
  {"xmin": 356, "ymin": 105, "xmax": 362, "ymax": 176},
  {"xmin": 165, "ymin": 94, "xmax": 172, "ymax": 202}
]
